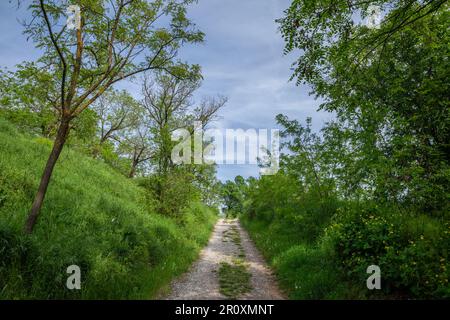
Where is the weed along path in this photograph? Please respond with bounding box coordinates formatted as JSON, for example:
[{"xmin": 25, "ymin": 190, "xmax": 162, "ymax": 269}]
[{"xmin": 165, "ymin": 219, "xmax": 285, "ymax": 300}]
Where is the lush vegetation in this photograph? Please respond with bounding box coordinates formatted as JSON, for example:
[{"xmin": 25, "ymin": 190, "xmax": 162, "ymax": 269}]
[
  {"xmin": 0, "ymin": 119, "xmax": 217, "ymax": 299},
  {"xmin": 0, "ymin": 1, "xmax": 224, "ymax": 299},
  {"xmin": 1, "ymin": 0, "xmax": 448, "ymax": 300},
  {"xmin": 224, "ymin": 1, "xmax": 450, "ymax": 300}
]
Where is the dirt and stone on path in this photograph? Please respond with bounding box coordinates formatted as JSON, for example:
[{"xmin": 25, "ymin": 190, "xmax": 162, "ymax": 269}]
[{"xmin": 165, "ymin": 218, "xmax": 285, "ymax": 300}]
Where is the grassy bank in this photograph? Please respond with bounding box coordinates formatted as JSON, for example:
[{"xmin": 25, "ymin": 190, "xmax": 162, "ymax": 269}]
[
  {"xmin": 240, "ymin": 216, "xmax": 354, "ymax": 299},
  {"xmin": 0, "ymin": 119, "xmax": 217, "ymax": 299},
  {"xmin": 241, "ymin": 204, "xmax": 449, "ymax": 299}
]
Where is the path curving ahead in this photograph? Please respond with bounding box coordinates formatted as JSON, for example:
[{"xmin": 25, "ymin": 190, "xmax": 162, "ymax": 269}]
[{"xmin": 165, "ymin": 219, "xmax": 285, "ymax": 300}]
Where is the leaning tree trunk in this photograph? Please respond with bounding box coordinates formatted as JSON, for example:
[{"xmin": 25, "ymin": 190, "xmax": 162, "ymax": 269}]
[{"xmin": 24, "ymin": 119, "xmax": 71, "ymax": 234}]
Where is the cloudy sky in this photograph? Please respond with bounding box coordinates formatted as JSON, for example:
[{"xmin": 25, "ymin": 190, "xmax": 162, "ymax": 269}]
[{"xmin": 0, "ymin": 0, "xmax": 333, "ymax": 181}]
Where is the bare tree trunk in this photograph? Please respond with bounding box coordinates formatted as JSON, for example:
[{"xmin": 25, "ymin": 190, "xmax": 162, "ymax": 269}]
[
  {"xmin": 128, "ymin": 161, "xmax": 138, "ymax": 178},
  {"xmin": 24, "ymin": 119, "xmax": 70, "ymax": 234}
]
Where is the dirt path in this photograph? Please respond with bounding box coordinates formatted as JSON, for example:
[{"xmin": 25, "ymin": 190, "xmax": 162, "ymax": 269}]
[{"xmin": 165, "ymin": 219, "xmax": 285, "ymax": 300}]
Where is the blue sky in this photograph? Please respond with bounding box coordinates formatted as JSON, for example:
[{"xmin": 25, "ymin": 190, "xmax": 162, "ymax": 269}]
[{"xmin": 0, "ymin": 0, "xmax": 333, "ymax": 181}]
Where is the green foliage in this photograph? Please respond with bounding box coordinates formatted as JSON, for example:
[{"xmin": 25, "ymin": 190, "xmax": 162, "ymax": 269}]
[
  {"xmin": 236, "ymin": 0, "xmax": 450, "ymax": 300},
  {"xmin": 181, "ymin": 202, "xmax": 218, "ymax": 246},
  {"xmin": 24, "ymin": 0, "xmax": 204, "ymax": 104},
  {"xmin": 0, "ymin": 62, "xmax": 57, "ymax": 137},
  {"xmin": 279, "ymin": 0, "xmax": 448, "ymax": 87},
  {"xmin": 243, "ymin": 172, "xmax": 338, "ymax": 243},
  {"xmin": 0, "ymin": 119, "xmax": 216, "ymax": 299},
  {"xmin": 221, "ymin": 176, "xmax": 246, "ymax": 218},
  {"xmin": 241, "ymin": 216, "xmax": 355, "ymax": 299},
  {"xmin": 97, "ymin": 142, "xmax": 132, "ymax": 176},
  {"xmin": 279, "ymin": 2, "xmax": 450, "ymax": 214},
  {"xmin": 189, "ymin": 164, "xmax": 222, "ymax": 208},
  {"xmin": 239, "ymin": 174, "xmax": 345, "ymax": 299},
  {"xmin": 242, "ymin": 185, "xmax": 449, "ymax": 299},
  {"xmin": 138, "ymin": 168, "xmax": 201, "ymax": 218},
  {"xmin": 69, "ymin": 108, "xmax": 99, "ymax": 147},
  {"xmin": 327, "ymin": 204, "xmax": 450, "ymax": 298}
]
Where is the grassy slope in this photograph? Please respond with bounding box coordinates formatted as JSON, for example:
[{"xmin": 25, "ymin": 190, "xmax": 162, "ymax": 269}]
[
  {"xmin": 241, "ymin": 212, "xmax": 450, "ymax": 299},
  {"xmin": 240, "ymin": 217, "xmax": 357, "ymax": 299},
  {"xmin": 0, "ymin": 119, "xmax": 216, "ymax": 299}
]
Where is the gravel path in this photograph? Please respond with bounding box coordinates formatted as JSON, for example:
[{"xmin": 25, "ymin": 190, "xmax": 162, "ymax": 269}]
[{"xmin": 165, "ymin": 218, "xmax": 285, "ymax": 300}]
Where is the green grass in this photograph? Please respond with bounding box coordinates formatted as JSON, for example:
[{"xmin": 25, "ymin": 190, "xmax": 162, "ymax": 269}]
[
  {"xmin": 0, "ymin": 119, "xmax": 217, "ymax": 299},
  {"xmin": 222, "ymin": 224, "xmax": 245, "ymax": 258},
  {"xmin": 240, "ymin": 216, "xmax": 359, "ymax": 299},
  {"xmin": 218, "ymin": 259, "xmax": 251, "ymax": 299},
  {"xmin": 218, "ymin": 222, "xmax": 251, "ymax": 299},
  {"xmin": 241, "ymin": 205, "xmax": 449, "ymax": 299}
]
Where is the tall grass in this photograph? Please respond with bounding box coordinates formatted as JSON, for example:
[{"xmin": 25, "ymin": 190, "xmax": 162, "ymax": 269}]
[
  {"xmin": 241, "ymin": 199, "xmax": 449, "ymax": 299},
  {"xmin": 0, "ymin": 119, "xmax": 217, "ymax": 299},
  {"xmin": 240, "ymin": 216, "xmax": 357, "ymax": 299}
]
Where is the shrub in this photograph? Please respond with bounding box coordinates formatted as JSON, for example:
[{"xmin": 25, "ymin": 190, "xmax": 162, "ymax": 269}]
[
  {"xmin": 243, "ymin": 173, "xmax": 339, "ymax": 243},
  {"xmin": 138, "ymin": 169, "xmax": 200, "ymax": 217},
  {"xmin": 241, "ymin": 215, "xmax": 359, "ymax": 299},
  {"xmin": 327, "ymin": 203, "xmax": 449, "ymax": 298}
]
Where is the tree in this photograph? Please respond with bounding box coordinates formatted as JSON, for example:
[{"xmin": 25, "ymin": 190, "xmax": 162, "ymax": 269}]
[
  {"xmin": 22, "ymin": 0, "xmax": 204, "ymax": 233},
  {"xmin": 119, "ymin": 123, "xmax": 154, "ymax": 178},
  {"xmin": 92, "ymin": 88, "xmax": 143, "ymax": 157},
  {"xmin": 276, "ymin": 115, "xmax": 327, "ymax": 199},
  {"xmin": 0, "ymin": 62, "xmax": 58, "ymax": 136},
  {"xmin": 221, "ymin": 177, "xmax": 246, "ymax": 217},
  {"xmin": 137, "ymin": 71, "xmax": 225, "ymax": 214},
  {"xmin": 141, "ymin": 72, "xmax": 201, "ymax": 174},
  {"xmin": 191, "ymin": 95, "xmax": 227, "ymax": 131},
  {"xmin": 279, "ymin": 1, "xmax": 450, "ymax": 213},
  {"xmin": 278, "ymin": 0, "xmax": 447, "ymax": 87}
]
